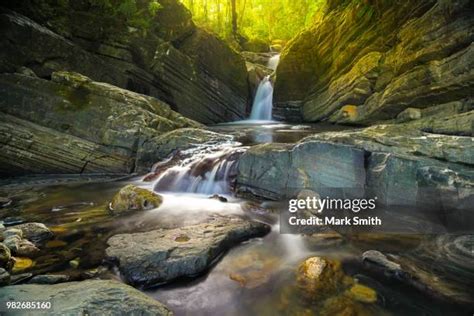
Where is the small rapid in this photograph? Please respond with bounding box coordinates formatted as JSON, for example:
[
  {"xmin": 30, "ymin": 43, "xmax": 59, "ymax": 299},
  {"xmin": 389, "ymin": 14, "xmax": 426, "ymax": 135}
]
[{"xmin": 153, "ymin": 146, "xmax": 247, "ymax": 195}]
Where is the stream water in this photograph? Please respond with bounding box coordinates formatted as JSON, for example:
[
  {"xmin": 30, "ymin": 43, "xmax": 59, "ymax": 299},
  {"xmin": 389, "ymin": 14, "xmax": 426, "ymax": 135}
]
[{"xmin": 1, "ymin": 122, "xmax": 472, "ymax": 315}]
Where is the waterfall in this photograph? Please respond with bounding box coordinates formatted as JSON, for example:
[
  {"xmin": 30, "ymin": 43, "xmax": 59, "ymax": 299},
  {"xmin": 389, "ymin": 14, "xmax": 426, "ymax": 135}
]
[
  {"xmin": 249, "ymin": 76, "xmax": 273, "ymax": 121},
  {"xmin": 267, "ymin": 54, "xmax": 280, "ymax": 70},
  {"xmin": 153, "ymin": 147, "xmax": 246, "ymax": 195}
]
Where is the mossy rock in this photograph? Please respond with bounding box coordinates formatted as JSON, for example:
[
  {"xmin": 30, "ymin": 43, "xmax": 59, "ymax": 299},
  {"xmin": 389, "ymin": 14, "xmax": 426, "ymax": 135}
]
[
  {"xmin": 347, "ymin": 284, "xmax": 378, "ymax": 303},
  {"xmin": 109, "ymin": 185, "xmax": 163, "ymax": 214},
  {"xmin": 12, "ymin": 257, "xmax": 34, "ymax": 273},
  {"xmin": 296, "ymin": 257, "xmax": 350, "ymax": 299}
]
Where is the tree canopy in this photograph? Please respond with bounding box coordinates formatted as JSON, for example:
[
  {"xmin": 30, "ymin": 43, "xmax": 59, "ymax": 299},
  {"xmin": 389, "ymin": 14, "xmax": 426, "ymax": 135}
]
[{"xmin": 180, "ymin": 0, "xmax": 326, "ymax": 43}]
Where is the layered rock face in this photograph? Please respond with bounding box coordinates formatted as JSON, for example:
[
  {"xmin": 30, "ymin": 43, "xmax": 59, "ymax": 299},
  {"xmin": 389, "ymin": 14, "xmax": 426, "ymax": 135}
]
[
  {"xmin": 237, "ymin": 123, "xmax": 473, "ymax": 211},
  {"xmin": 274, "ymin": 0, "xmax": 474, "ymax": 124},
  {"xmin": 0, "ymin": 1, "xmax": 249, "ymax": 123},
  {"xmin": 0, "ymin": 71, "xmax": 199, "ymax": 175}
]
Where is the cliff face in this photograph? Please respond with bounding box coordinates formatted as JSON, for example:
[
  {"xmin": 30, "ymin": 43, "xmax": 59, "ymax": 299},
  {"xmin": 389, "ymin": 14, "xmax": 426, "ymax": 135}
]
[
  {"xmin": 0, "ymin": 0, "xmax": 249, "ymax": 124},
  {"xmin": 274, "ymin": 0, "xmax": 473, "ymax": 125},
  {"xmin": 0, "ymin": 71, "xmax": 200, "ymax": 175}
]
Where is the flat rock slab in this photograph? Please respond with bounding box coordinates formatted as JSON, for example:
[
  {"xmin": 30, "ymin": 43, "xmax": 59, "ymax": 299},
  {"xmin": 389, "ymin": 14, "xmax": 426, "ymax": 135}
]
[
  {"xmin": 0, "ymin": 279, "xmax": 172, "ymax": 315},
  {"xmin": 106, "ymin": 216, "xmax": 271, "ymax": 288}
]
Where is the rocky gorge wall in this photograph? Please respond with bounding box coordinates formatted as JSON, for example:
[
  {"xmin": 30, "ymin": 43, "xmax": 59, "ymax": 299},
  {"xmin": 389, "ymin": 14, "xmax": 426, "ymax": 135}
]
[
  {"xmin": 273, "ymin": 0, "xmax": 474, "ymax": 125},
  {"xmin": 0, "ymin": 0, "xmax": 249, "ymax": 124}
]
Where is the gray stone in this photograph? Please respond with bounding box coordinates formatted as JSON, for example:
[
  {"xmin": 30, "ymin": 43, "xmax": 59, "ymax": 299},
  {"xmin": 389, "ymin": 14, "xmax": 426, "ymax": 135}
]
[
  {"xmin": 0, "ymin": 280, "xmax": 172, "ymax": 315},
  {"xmin": 106, "ymin": 215, "xmax": 271, "ymax": 287},
  {"xmin": 12, "ymin": 223, "xmax": 53, "ymax": 244},
  {"xmin": 28, "ymin": 274, "xmax": 69, "ymax": 285},
  {"xmin": 0, "ymin": 268, "xmax": 10, "ymax": 286}
]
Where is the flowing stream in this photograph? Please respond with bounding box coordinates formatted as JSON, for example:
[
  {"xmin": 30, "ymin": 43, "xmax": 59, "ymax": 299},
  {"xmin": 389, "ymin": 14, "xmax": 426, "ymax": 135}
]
[{"xmin": 1, "ymin": 123, "xmax": 472, "ymax": 315}]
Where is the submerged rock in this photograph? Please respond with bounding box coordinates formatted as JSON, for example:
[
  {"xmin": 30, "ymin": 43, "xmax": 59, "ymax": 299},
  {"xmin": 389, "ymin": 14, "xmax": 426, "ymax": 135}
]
[
  {"xmin": 296, "ymin": 257, "xmax": 348, "ymax": 299},
  {"xmin": 362, "ymin": 248, "xmax": 473, "ymax": 305},
  {"xmin": 0, "ymin": 280, "xmax": 172, "ymax": 315},
  {"xmin": 106, "ymin": 215, "xmax": 271, "ymax": 287},
  {"xmin": 109, "ymin": 185, "xmax": 163, "ymax": 213},
  {"xmin": 28, "ymin": 274, "xmax": 69, "ymax": 285},
  {"xmin": 12, "ymin": 223, "xmax": 53, "ymax": 244}
]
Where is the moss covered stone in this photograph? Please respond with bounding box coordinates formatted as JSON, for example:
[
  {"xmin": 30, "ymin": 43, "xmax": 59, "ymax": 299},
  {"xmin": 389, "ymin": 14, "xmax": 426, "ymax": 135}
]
[{"xmin": 110, "ymin": 185, "xmax": 163, "ymax": 213}]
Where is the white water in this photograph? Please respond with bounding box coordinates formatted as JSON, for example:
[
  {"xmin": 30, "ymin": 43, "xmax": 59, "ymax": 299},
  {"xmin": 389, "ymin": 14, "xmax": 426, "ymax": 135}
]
[
  {"xmin": 249, "ymin": 76, "xmax": 273, "ymax": 121},
  {"xmin": 273, "ymin": 224, "xmax": 307, "ymax": 261},
  {"xmin": 267, "ymin": 54, "xmax": 280, "ymax": 70},
  {"xmin": 153, "ymin": 146, "xmax": 247, "ymax": 195}
]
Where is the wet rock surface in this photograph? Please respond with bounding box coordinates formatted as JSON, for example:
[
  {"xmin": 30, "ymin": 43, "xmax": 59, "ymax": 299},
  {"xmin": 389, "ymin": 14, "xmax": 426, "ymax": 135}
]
[
  {"xmin": 0, "ymin": 280, "xmax": 172, "ymax": 315},
  {"xmin": 106, "ymin": 215, "xmax": 271, "ymax": 287}
]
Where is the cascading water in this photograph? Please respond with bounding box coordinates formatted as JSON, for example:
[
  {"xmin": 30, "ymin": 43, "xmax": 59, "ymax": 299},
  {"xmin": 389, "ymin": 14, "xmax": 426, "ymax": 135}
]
[
  {"xmin": 249, "ymin": 76, "xmax": 274, "ymax": 121},
  {"xmin": 153, "ymin": 146, "xmax": 247, "ymax": 195},
  {"xmin": 267, "ymin": 54, "xmax": 280, "ymax": 71}
]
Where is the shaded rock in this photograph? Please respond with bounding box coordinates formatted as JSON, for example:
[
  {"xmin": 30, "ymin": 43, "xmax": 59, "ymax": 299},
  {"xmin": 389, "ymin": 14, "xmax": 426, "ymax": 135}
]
[
  {"xmin": 10, "ymin": 272, "xmax": 33, "ymax": 284},
  {"xmin": 0, "ymin": 243, "xmax": 11, "ymax": 268},
  {"xmin": 241, "ymin": 38, "xmax": 270, "ymax": 53},
  {"xmin": 397, "ymin": 108, "xmax": 422, "ymax": 122},
  {"xmin": 241, "ymin": 51, "xmax": 274, "ymax": 66},
  {"xmin": 0, "ymin": 268, "xmax": 10, "ymax": 286},
  {"xmin": 0, "ymin": 71, "xmax": 199, "ymax": 176},
  {"xmin": 209, "ymin": 194, "xmax": 228, "ymax": 202},
  {"xmin": 362, "ymin": 250, "xmax": 403, "ymax": 276},
  {"xmin": 28, "ymin": 274, "xmax": 69, "ymax": 285},
  {"xmin": 347, "ymin": 284, "xmax": 378, "ymax": 303},
  {"xmin": 106, "ymin": 215, "xmax": 271, "ymax": 287},
  {"xmin": 0, "ymin": 280, "xmax": 172, "ymax": 315},
  {"xmin": 362, "ymin": 248, "xmax": 473, "ymax": 305},
  {"xmin": 15, "ymin": 239, "xmax": 40, "ymax": 258},
  {"xmin": 236, "ymin": 141, "xmax": 366, "ymax": 200},
  {"xmin": 237, "ymin": 124, "xmax": 473, "ymax": 212},
  {"xmin": 0, "ymin": 5, "xmax": 249, "ymax": 124},
  {"xmin": 274, "ymin": 0, "xmax": 473, "ymax": 124},
  {"xmin": 109, "ymin": 185, "xmax": 163, "ymax": 213},
  {"xmin": 0, "ymin": 197, "xmax": 12, "ymax": 208},
  {"xmin": 12, "ymin": 223, "xmax": 53, "ymax": 244}
]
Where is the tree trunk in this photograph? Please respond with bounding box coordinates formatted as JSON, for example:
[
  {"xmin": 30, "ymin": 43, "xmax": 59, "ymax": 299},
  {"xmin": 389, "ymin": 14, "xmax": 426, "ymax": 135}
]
[{"xmin": 230, "ymin": 0, "xmax": 238, "ymax": 36}]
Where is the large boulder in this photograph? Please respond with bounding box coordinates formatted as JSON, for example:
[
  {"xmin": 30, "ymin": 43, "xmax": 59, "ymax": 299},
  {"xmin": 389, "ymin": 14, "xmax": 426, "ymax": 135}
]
[
  {"xmin": 0, "ymin": 71, "xmax": 199, "ymax": 175},
  {"xmin": 236, "ymin": 124, "xmax": 473, "ymax": 213},
  {"xmin": 274, "ymin": 0, "xmax": 474, "ymax": 124},
  {"xmin": 106, "ymin": 215, "xmax": 271, "ymax": 287},
  {"xmin": 0, "ymin": 2, "xmax": 249, "ymax": 124},
  {"xmin": 0, "ymin": 280, "xmax": 172, "ymax": 315}
]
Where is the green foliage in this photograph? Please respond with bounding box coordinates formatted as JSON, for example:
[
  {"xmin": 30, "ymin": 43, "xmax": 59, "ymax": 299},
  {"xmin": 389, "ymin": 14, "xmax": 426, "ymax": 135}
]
[
  {"xmin": 180, "ymin": 0, "xmax": 326, "ymax": 43},
  {"xmin": 88, "ymin": 0, "xmax": 163, "ymax": 29}
]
